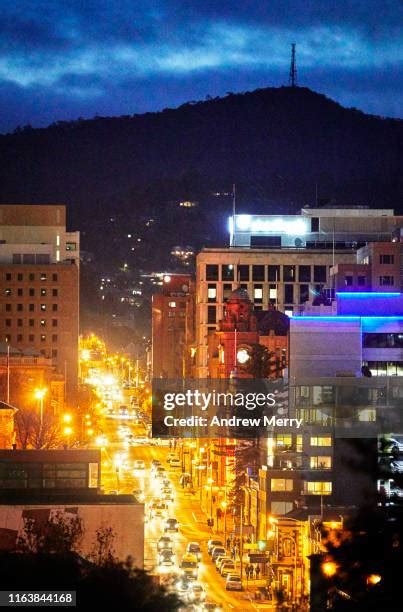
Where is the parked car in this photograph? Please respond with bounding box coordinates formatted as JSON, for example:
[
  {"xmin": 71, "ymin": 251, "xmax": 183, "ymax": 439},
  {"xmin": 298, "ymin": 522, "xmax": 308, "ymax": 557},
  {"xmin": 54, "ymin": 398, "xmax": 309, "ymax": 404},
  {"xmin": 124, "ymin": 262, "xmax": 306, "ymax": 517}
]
[
  {"xmin": 133, "ymin": 459, "xmax": 145, "ymax": 470},
  {"xmin": 226, "ymin": 574, "xmax": 243, "ymax": 591},
  {"xmin": 170, "ymin": 458, "xmax": 181, "ymax": 468},
  {"xmin": 207, "ymin": 539, "xmax": 224, "ymax": 555},
  {"xmin": 216, "ymin": 556, "xmax": 231, "ymax": 572},
  {"xmin": 220, "ymin": 561, "xmax": 235, "ymax": 577},
  {"xmin": 211, "ymin": 546, "xmax": 226, "ymax": 562}
]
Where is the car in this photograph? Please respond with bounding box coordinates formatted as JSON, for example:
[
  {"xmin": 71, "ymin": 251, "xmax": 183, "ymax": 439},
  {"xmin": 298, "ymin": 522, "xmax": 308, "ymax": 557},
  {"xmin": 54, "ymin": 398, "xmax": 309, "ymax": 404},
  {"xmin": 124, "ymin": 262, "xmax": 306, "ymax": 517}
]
[
  {"xmin": 167, "ymin": 452, "xmax": 177, "ymax": 463},
  {"xmin": 207, "ymin": 539, "xmax": 224, "ymax": 555},
  {"xmin": 387, "ymin": 438, "xmax": 403, "ymax": 453},
  {"xmin": 211, "ymin": 546, "xmax": 226, "ymax": 561},
  {"xmin": 186, "ymin": 583, "xmax": 206, "ymax": 603},
  {"xmin": 170, "ymin": 458, "xmax": 181, "ymax": 469},
  {"xmin": 133, "ymin": 459, "xmax": 145, "ymax": 470},
  {"xmin": 119, "ymin": 405, "xmax": 129, "ymax": 415},
  {"xmin": 216, "ymin": 556, "xmax": 231, "ymax": 571},
  {"xmin": 174, "ymin": 577, "xmax": 192, "ymax": 594},
  {"xmin": 220, "ymin": 561, "xmax": 235, "ymax": 577},
  {"xmin": 161, "ymin": 478, "xmax": 171, "ymax": 488},
  {"xmin": 162, "ymin": 491, "xmax": 174, "ymax": 503},
  {"xmin": 158, "ymin": 535, "xmax": 174, "ymax": 551},
  {"xmin": 180, "ymin": 553, "xmax": 198, "ymax": 580},
  {"xmin": 186, "ymin": 542, "xmax": 202, "ymax": 561},
  {"xmin": 200, "ymin": 602, "xmax": 223, "ymax": 611},
  {"xmin": 226, "ymin": 574, "xmax": 243, "ymax": 591},
  {"xmin": 164, "ymin": 518, "xmax": 179, "ymax": 532},
  {"xmin": 159, "ymin": 549, "xmax": 175, "ymax": 566},
  {"xmin": 132, "ymin": 489, "xmax": 145, "ymax": 503},
  {"xmin": 155, "ymin": 468, "xmax": 167, "ymax": 480},
  {"xmin": 108, "ymin": 490, "xmax": 118, "ymax": 495},
  {"xmin": 151, "ymin": 502, "xmax": 168, "ymax": 518},
  {"xmin": 151, "ymin": 459, "xmax": 161, "ymax": 468}
]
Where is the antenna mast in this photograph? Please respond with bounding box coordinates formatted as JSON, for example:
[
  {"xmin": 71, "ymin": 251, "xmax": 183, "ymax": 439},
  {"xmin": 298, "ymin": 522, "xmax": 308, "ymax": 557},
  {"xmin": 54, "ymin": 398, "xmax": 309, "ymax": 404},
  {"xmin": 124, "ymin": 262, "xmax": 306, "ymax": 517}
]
[{"xmin": 289, "ymin": 43, "xmax": 297, "ymax": 87}]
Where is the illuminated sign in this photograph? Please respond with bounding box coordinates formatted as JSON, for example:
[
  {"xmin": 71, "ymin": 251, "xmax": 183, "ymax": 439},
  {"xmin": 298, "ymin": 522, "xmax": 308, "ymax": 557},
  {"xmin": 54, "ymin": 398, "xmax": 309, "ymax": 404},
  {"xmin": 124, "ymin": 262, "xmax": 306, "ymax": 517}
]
[{"xmin": 230, "ymin": 215, "xmax": 308, "ymax": 235}]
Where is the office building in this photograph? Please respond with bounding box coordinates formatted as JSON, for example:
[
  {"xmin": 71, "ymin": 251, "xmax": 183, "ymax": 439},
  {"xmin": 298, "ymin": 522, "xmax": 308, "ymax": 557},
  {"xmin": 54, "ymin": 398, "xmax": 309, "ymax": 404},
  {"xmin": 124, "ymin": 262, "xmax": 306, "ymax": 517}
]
[
  {"xmin": 196, "ymin": 209, "xmax": 403, "ymax": 377},
  {"xmin": 0, "ymin": 449, "xmax": 144, "ymax": 566},
  {"xmin": 0, "ymin": 205, "xmax": 79, "ymax": 398},
  {"xmin": 152, "ymin": 273, "xmax": 194, "ymax": 378}
]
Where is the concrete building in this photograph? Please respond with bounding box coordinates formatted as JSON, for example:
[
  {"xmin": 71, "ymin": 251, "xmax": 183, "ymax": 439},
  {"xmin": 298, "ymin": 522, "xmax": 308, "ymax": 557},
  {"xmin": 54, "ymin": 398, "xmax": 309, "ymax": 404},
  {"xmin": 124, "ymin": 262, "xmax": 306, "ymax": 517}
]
[
  {"xmin": 152, "ymin": 273, "xmax": 194, "ymax": 378},
  {"xmin": 0, "ymin": 343, "xmax": 65, "ymax": 417},
  {"xmin": 0, "ymin": 205, "xmax": 79, "ymax": 398},
  {"xmin": 196, "ymin": 209, "xmax": 403, "ymax": 377},
  {"xmin": 0, "ymin": 449, "xmax": 144, "ymax": 566}
]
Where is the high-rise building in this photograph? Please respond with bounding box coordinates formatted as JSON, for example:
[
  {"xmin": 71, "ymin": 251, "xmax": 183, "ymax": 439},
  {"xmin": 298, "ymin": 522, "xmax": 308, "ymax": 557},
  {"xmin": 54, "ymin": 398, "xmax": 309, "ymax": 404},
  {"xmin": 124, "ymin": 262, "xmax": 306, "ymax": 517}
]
[
  {"xmin": 152, "ymin": 273, "xmax": 194, "ymax": 378},
  {"xmin": 196, "ymin": 208, "xmax": 403, "ymax": 377},
  {"xmin": 0, "ymin": 205, "xmax": 79, "ymax": 399}
]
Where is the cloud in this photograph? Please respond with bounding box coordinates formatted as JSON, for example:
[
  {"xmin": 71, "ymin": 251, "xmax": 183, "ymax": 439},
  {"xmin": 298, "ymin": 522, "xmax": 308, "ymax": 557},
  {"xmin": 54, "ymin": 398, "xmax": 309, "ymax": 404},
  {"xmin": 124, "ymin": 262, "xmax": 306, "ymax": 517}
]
[{"xmin": 0, "ymin": 0, "xmax": 401, "ymax": 131}]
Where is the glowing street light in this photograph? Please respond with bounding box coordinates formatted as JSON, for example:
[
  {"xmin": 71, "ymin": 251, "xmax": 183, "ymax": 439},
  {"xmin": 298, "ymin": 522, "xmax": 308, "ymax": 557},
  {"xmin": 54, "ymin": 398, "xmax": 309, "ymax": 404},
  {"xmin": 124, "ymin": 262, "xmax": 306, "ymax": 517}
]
[
  {"xmin": 34, "ymin": 387, "xmax": 47, "ymax": 428},
  {"xmin": 367, "ymin": 574, "xmax": 382, "ymax": 586},
  {"xmin": 63, "ymin": 413, "xmax": 72, "ymax": 424},
  {"xmin": 322, "ymin": 561, "xmax": 338, "ymax": 577}
]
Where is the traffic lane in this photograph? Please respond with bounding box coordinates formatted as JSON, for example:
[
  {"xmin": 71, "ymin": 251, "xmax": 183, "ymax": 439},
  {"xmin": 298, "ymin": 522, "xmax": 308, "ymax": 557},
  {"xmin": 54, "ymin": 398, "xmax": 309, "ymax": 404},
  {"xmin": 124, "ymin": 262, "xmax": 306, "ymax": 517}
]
[{"xmin": 167, "ymin": 470, "xmax": 253, "ymax": 611}]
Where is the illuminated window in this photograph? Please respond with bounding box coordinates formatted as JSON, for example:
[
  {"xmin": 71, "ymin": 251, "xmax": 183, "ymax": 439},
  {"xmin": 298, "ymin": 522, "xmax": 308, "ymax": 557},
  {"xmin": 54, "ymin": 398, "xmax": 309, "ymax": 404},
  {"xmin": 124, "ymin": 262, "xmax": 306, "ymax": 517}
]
[
  {"xmin": 66, "ymin": 242, "xmax": 77, "ymax": 251},
  {"xmin": 41, "ymin": 288, "xmax": 47, "ymax": 296},
  {"xmin": 358, "ymin": 409, "xmax": 376, "ymax": 422},
  {"xmin": 296, "ymin": 435, "xmax": 303, "ymax": 452},
  {"xmin": 271, "ymin": 479, "xmax": 293, "ymax": 492},
  {"xmin": 254, "ymin": 285, "xmax": 263, "ymax": 302},
  {"xmin": 306, "ymin": 481, "xmax": 332, "ymax": 495},
  {"xmin": 168, "ymin": 301, "xmax": 176, "ymax": 308},
  {"xmin": 40, "ymin": 273, "xmax": 47, "ymax": 281},
  {"xmin": 208, "ymin": 285, "xmax": 217, "ymax": 302},
  {"xmin": 4, "ymin": 288, "xmax": 11, "ymax": 296},
  {"xmin": 40, "ymin": 319, "xmax": 46, "ymax": 327},
  {"xmin": 310, "ymin": 437, "xmax": 332, "ymax": 446},
  {"xmin": 275, "ymin": 435, "xmax": 292, "ymax": 448},
  {"xmin": 269, "ymin": 287, "xmax": 277, "ymax": 299},
  {"xmin": 310, "ymin": 456, "xmax": 332, "ymax": 469},
  {"xmin": 41, "ymin": 304, "xmax": 46, "ymax": 311}
]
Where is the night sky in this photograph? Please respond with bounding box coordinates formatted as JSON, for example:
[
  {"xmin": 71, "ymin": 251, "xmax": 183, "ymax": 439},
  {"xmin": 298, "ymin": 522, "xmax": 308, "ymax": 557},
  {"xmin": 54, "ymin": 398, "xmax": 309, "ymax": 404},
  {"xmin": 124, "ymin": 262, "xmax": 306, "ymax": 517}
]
[{"xmin": 0, "ymin": 0, "xmax": 401, "ymax": 133}]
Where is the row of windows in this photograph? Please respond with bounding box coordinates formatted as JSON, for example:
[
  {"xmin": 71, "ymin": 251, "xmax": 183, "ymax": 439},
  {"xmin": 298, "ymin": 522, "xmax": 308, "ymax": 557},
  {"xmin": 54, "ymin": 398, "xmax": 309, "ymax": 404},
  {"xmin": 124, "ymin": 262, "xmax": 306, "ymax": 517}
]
[
  {"xmin": 0, "ymin": 463, "xmax": 86, "ymax": 489},
  {"xmin": 4, "ymin": 304, "xmax": 58, "ymax": 312},
  {"xmin": 270, "ymin": 479, "xmax": 332, "ymax": 494},
  {"xmin": 364, "ymin": 361, "xmax": 403, "ymax": 377},
  {"xmin": 5, "ymin": 319, "xmax": 58, "ymax": 327},
  {"xmin": 379, "ymin": 254, "xmax": 395, "ymax": 264},
  {"xmin": 4, "ymin": 288, "xmax": 58, "ymax": 297},
  {"xmin": 207, "ymin": 283, "xmax": 318, "ymax": 305},
  {"xmin": 205, "ymin": 264, "xmax": 328, "ymax": 283},
  {"xmin": 4, "ymin": 272, "xmax": 58, "ymax": 282},
  {"xmin": 363, "ymin": 333, "xmax": 403, "ymax": 349},
  {"xmin": 271, "ymin": 435, "xmax": 332, "ymax": 447},
  {"xmin": 4, "ymin": 333, "xmax": 58, "ymax": 344}
]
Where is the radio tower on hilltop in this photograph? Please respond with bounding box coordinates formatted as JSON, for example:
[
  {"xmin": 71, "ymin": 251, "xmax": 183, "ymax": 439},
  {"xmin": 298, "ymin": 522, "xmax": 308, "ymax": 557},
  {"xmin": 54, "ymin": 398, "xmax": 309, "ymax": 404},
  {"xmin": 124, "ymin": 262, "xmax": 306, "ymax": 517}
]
[{"xmin": 289, "ymin": 43, "xmax": 297, "ymax": 87}]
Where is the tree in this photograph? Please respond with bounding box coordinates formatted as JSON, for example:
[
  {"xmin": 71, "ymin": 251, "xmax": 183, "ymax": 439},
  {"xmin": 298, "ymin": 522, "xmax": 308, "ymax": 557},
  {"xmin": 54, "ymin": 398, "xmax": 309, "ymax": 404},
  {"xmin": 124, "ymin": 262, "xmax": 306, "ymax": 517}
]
[
  {"xmin": 245, "ymin": 343, "xmax": 272, "ymax": 379},
  {"xmin": 17, "ymin": 511, "xmax": 84, "ymax": 555},
  {"xmin": 89, "ymin": 525, "xmax": 117, "ymax": 566},
  {"xmin": 0, "ymin": 552, "xmax": 183, "ymax": 610},
  {"xmin": 15, "ymin": 407, "xmax": 62, "ymax": 449}
]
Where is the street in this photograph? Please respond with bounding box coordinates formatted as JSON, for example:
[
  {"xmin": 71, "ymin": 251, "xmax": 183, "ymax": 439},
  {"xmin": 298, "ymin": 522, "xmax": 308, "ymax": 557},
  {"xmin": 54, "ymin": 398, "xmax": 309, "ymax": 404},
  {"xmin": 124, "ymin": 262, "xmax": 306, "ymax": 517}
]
[{"xmin": 98, "ymin": 412, "xmax": 275, "ymax": 611}]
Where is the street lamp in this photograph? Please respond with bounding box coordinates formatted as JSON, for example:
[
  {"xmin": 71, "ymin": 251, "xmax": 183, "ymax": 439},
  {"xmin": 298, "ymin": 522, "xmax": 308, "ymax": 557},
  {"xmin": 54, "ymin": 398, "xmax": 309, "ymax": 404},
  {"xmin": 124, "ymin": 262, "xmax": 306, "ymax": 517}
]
[
  {"xmin": 63, "ymin": 426, "xmax": 73, "ymax": 448},
  {"xmin": 207, "ymin": 477, "xmax": 214, "ymax": 523},
  {"xmin": 34, "ymin": 387, "xmax": 47, "ymax": 429},
  {"xmin": 221, "ymin": 500, "xmax": 228, "ymax": 542}
]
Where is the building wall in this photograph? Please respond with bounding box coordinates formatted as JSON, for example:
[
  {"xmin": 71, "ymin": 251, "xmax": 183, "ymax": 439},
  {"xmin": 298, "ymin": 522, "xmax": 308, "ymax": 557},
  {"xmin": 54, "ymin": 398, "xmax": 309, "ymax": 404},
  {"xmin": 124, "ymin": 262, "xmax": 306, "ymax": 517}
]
[
  {"xmin": 0, "ymin": 263, "xmax": 79, "ymax": 398},
  {"xmin": 289, "ymin": 319, "xmax": 362, "ymax": 379},
  {"xmin": 152, "ymin": 274, "xmax": 194, "ymax": 379},
  {"xmin": 0, "ymin": 502, "xmax": 144, "ymax": 567}
]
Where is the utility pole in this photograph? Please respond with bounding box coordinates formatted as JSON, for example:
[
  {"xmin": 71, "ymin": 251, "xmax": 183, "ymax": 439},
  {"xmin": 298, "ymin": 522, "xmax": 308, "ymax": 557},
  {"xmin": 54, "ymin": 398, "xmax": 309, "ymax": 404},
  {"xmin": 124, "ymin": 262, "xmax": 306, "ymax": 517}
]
[{"xmin": 289, "ymin": 43, "xmax": 297, "ymax": 87}]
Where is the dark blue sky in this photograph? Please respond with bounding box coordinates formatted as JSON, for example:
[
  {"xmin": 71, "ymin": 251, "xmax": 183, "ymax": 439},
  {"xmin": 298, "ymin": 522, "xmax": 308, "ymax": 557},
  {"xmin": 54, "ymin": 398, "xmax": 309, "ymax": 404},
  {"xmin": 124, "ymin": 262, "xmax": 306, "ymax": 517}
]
[{"xmin": 0, "ymin": 0, "xmax": 401, "ymax": 133}]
